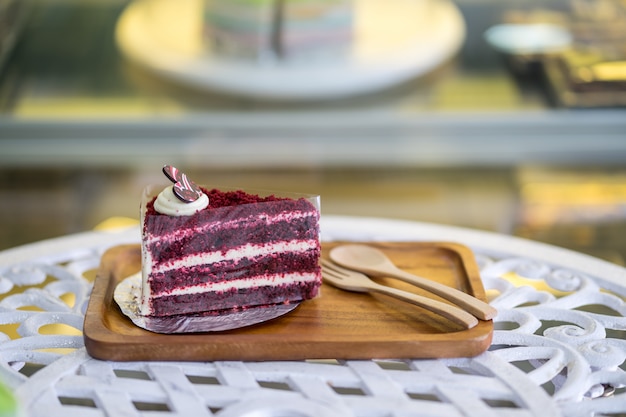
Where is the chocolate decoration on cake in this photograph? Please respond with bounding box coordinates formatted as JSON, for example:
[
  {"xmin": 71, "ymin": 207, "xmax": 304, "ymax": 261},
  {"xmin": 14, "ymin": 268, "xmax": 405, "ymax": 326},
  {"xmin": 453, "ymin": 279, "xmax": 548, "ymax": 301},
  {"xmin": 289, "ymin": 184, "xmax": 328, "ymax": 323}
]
[{"xmin": 162, "ymin": 165, "xmax": 203, "ymax": 203}]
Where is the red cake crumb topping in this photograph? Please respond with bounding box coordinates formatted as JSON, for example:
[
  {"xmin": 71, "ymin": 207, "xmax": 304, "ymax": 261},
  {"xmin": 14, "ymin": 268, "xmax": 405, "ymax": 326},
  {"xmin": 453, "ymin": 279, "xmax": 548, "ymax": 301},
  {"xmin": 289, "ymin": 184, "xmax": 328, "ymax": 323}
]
[
  {"xmin": 146, "ymin": 187, "xmax": 288, "ymax": 216},
  {"xmin": 205, "ymin": 188, "xmax": 284, "ymax": 207}
]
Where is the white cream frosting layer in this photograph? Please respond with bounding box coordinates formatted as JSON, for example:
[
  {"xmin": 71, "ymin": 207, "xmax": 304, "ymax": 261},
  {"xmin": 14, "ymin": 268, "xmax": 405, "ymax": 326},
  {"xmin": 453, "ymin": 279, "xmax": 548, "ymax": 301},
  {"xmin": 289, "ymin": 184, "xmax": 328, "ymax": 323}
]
[
  {"xmin": 154, "ymin": 185, "xmax": 209, "ymax": 216},
  {"xmin": 153, "ymin": 272, "xmax": 318, "ymax": 298}
]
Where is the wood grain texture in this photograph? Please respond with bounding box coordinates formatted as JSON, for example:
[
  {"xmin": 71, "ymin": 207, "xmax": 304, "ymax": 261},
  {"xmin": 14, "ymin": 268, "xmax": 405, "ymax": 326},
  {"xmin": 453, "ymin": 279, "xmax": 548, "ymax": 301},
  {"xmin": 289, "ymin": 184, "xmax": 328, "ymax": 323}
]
[{"xmin": 83, "ymin": 242, "xmax": 493, "ymax": 361}]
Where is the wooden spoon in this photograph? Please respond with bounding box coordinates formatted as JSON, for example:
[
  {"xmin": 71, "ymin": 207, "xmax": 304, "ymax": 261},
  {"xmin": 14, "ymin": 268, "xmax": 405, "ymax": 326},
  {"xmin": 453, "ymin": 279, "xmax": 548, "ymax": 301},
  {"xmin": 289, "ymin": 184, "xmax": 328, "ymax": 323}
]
[{"xmin": 329, "ymin": 244, "xmax": 497, "ymax": 321}]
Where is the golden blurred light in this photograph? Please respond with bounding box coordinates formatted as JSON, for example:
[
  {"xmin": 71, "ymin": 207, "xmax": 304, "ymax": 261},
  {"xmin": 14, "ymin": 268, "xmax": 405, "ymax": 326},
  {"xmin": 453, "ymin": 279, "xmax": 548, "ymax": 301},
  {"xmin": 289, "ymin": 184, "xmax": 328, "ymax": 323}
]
[{"xmin": 521, "ymin": 182, "xmax": 626, "ymax": 205}]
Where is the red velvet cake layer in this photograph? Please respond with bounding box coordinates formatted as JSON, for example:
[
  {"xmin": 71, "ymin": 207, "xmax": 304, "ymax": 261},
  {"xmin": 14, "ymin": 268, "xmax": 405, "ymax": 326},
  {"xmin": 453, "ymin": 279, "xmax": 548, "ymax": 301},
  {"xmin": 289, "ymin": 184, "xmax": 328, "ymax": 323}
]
[
  {"xmin": 149, "ymin": 281, "xmax": 320, "ymax": 316},
  {"xmin": 145, "ymin": 214, "xmax": 318, "ymax": 263},
  {"xmin": 148, "ymin": 250, "xmax": 320, "ymax": 293}
]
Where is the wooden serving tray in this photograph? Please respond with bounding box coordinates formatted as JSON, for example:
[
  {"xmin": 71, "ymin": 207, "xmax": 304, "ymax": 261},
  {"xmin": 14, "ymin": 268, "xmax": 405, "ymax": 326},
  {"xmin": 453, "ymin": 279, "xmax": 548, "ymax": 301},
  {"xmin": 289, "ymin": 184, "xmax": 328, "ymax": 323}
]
[{"xmin": 84, "ymin": 242, "xmax": 493, "ymax": 361}]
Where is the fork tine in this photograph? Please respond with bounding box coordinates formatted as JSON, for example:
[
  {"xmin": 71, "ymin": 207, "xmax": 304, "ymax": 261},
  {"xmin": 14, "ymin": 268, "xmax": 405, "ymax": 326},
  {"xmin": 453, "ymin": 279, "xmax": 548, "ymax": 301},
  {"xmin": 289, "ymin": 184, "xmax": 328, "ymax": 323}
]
[
  {"xmin": 320, "ymin": 260, "xmax": 345, "ymax": 280},
  {"xmin": 320, "ymin": 259, "xmax": 333, "ymax": 267},
  {"xmin": 321, "ymin": 259, "xmax": 341, "ymax": 273},
  {"xmin": 321, "ymin": 259, "xmax": 355, "ymax": 278}
]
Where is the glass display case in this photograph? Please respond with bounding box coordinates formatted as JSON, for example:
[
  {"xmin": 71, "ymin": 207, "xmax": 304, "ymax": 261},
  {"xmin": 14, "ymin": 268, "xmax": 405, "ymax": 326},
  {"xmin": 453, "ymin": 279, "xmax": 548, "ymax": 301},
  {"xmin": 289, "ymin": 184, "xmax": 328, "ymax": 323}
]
[{"xmin": 0, "ymin": 0, "xmax": 624, "ymax": 168}]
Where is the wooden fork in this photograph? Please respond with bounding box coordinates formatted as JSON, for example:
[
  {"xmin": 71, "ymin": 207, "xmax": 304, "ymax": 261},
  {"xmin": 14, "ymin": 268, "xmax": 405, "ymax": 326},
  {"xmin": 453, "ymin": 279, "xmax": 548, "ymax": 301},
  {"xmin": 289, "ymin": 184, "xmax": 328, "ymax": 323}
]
[{"xmin": 321, "ymin": 260, "xmax": 478, "ymax": 330}]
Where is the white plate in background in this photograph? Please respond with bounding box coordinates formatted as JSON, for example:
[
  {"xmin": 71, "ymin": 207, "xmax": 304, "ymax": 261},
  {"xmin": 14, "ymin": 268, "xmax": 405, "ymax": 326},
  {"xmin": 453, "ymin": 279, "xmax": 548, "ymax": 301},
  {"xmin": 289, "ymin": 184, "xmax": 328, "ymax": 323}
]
[{"xmin": 115, "ymin": 0, "xmax": 466, "ymax": 100}]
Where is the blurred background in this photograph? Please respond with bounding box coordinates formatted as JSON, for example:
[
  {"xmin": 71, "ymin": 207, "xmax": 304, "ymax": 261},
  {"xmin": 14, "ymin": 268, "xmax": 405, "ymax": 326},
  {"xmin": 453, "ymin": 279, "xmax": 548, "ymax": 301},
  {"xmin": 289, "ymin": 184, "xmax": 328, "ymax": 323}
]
[{"xmin": 1, "ymin": 0, "xmax": 626, "ymax": 265}]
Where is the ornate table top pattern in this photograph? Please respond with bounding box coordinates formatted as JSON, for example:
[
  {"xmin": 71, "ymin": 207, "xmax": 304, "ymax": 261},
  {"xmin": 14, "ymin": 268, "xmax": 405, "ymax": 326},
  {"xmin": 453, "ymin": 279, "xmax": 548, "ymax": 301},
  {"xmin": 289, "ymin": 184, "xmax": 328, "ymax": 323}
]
[{"xmin": 0, "ymin": 215, "xmax": 624, "ymax": 417}]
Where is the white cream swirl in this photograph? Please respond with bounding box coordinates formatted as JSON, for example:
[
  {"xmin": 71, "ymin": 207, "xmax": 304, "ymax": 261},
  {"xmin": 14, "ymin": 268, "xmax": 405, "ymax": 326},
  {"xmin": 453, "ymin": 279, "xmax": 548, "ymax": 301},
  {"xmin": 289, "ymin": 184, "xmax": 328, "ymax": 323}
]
[{"xmin": 153, "ymin": 185, "xmax": 209, "ymax": 216}]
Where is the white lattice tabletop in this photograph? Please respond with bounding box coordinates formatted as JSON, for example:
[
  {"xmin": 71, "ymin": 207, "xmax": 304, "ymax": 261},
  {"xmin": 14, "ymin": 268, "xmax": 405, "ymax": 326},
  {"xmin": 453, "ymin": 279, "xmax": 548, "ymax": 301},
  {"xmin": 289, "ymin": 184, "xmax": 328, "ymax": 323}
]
[{"xmin": 0, "ymin": 215, "xmax": 625, "ymax": 417}]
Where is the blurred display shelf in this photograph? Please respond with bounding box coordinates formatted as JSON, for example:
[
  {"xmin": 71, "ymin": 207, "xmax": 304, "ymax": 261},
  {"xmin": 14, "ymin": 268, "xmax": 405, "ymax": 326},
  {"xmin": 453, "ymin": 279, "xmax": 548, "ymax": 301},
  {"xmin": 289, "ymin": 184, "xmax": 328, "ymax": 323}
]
[
  {"xmin": 1, "ymin": 111, "xmax": 626, "ymax": 169},
  {"xmin": 0, "ymin": 0, "xmax": 625, "ymax": 168}
]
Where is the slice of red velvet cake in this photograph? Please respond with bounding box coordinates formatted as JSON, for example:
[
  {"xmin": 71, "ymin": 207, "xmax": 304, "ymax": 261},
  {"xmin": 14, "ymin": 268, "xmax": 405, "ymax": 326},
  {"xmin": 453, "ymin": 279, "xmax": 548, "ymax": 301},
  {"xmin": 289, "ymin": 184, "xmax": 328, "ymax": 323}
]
[{"xmin": 139, "ymin": 181, "xmax": 321, "ymax": 318}]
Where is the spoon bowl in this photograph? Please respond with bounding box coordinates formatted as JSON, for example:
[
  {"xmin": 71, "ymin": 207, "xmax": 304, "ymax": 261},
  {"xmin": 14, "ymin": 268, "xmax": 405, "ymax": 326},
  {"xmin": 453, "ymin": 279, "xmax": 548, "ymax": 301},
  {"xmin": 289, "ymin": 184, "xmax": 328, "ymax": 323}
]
[{"xmin": 330, "ymin": 244, "xmax": 405, "ymax": 277}]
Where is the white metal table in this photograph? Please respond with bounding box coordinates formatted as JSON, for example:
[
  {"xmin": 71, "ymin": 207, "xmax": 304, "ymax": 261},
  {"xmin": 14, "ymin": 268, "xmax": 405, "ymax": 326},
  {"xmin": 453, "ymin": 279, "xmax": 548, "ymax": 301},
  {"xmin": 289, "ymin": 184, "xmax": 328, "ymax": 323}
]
[{"xmin": 0, "ymin": 215, "xmax": 624, "ymax": 417}]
